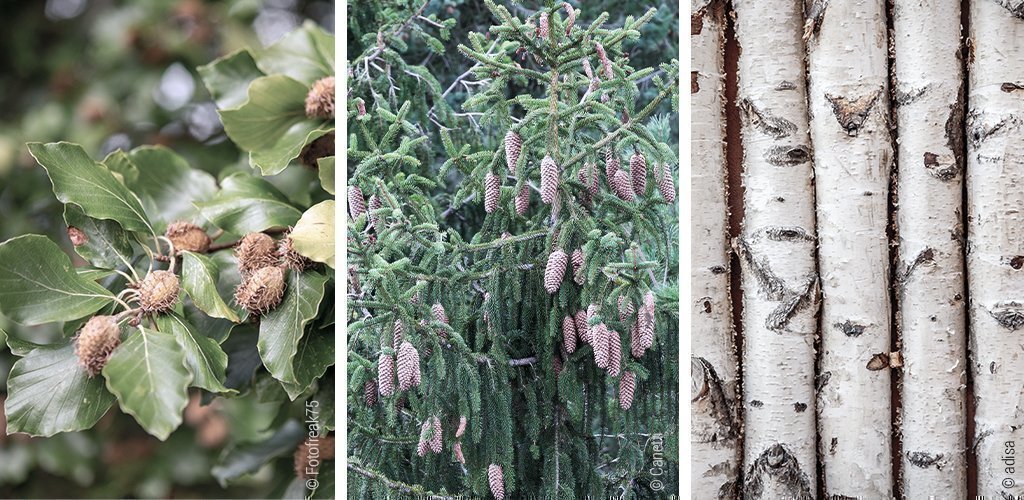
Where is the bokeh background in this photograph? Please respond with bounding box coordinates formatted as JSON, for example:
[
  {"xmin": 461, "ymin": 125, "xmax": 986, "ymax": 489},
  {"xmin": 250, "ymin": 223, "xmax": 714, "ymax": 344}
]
[{"xmin": 0, "ymin": 1, "xmax": 333, "ymax": 497}]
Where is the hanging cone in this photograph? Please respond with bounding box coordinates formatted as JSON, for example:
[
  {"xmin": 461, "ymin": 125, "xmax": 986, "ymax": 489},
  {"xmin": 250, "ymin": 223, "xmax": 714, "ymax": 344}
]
[
  {"xmin": 515, "ymin": 185, "xmax": 530, "ymax": 215},
  {"xmin": 563, "ymin": 315, "xmax": 577, "ymax": 354},
  {"xmin": 604, "ymin": 149, "xmax": 619, "ymax": 182},
  {"xmin": 544, "ymin": 248, "xmax": 568, "ymax": 294},
  {"xmin": 629, "ymin": 152, "xmax": 647, "ymax": 194},
  {"xmin": 393, "ymin": 319, "xmax": 403, "ymax": 349},
  {"xmin": 571, "ymin": 249, "xmax": 585, "ymax": 285},
  {"xmin": 638, "ymin": 292, "xmax": 656, "ymax": 352},
  {"xmin": 378, "ymin": 354, "xmax": 395, "ymax": 397},
  {"xmin": 540, "ymin": 155, "xmax": 559, "ymax": 204},
  {"xmin": 619, "ymin": 371, "xmax": 636, "ymax": 409},
  {"xmin": 539, "ymin": 11, "xmax": 549, "ymax": 39},
  {"xmin": 612, "ymin": 170, "xmax": 635, "ymax": 201},
  {"xmin": 656, "ymin": 162, "xmax": 676, "ymax": 203},
  {"xmin": 618, "ymin": 296, "xmax": 635, "ymax": 322},
  {"xmin": 484, "ymin": 172, "xmax": 500, "ymax": 213},
  {"xmin": 563, "ymin": 3, "xmax": 576, "ymax": 34},
  {"xmin": 574, "ymin": 310, "xmax": 590, "ymax": 344},
  {"xmin": 504, "ymin": 131, "xmax": 521, "ymax": 172},
  {"xmin": 593, "ymin": 323, "xmax": 610, "ymax": 368},
  {"xmin": 607, "ymin": 328, "xmax": 622, "ymax": 377},
  {"xmin": 417, "ymin": 421, "xmax": 430, "ymax": 457},
  {"xmin": 396, "ymin": 341, "xmax": 421, "ymax": 391},
  {"xmin": 488, "ymin": 464, "xmax": 505, "ymax": 500},
  {"xmin": 595, "ymin": 42, "xmax": 613, "ymax": 79},
  {"xmin": 456, "ymin": 416, "xmax": 467, "ymax": 438},
  {"xmin": 430, "ymin": 416, "xmax": 443, "ymax": 453},
  {"xmin": 576, "ymin": 168, "xmax": 592, "ymax": 206},
  {"xmin": 454, "ymin": 441, "xmax": 465, "ymax": 464},
  {"xmin": 364, "ymin": 379, "xmax": 377, "ymax": 407},
  {"xmin": 348, "ymin": 186, "xmax": 366, "ymax": 219}
]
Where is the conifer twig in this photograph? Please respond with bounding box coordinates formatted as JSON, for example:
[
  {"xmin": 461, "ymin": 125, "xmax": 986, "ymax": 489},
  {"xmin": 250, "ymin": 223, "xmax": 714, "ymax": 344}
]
[{"xmin": 347, "ymin": 463, "xmax": 457, "ymax": 499}]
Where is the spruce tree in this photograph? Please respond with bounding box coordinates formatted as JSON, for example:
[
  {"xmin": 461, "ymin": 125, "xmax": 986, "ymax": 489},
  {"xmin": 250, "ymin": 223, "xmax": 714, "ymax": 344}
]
[{"xmin": 347, "ymin": 1, "xmax": 679, "ymax": 498}]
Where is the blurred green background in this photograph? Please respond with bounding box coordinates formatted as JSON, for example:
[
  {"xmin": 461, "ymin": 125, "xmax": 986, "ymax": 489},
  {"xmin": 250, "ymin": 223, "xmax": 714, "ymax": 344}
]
[{"xmin": 0, "ymin": 0, "xmax": 332, "ymax": 497}]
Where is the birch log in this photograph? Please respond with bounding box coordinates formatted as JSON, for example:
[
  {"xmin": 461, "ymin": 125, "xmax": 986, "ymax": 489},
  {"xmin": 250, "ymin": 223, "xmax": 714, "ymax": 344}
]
[
  {"xmin": 732, "ymin": 1, "xmax": 819, "ymax": 497},
  {"xmin": 690, "ymin": 1, "xmax": 741, "ymax": 496},
  {"xmin": 805, "ymin": 0, "xmax": 894, "ymax": 496},
  {"xmin": 891, "ymin": 0, "xmax": 968, "ymax": 496},
  {"xmin": 967, "ymin": 1, "xmax": 1024, "ymax": 496}
]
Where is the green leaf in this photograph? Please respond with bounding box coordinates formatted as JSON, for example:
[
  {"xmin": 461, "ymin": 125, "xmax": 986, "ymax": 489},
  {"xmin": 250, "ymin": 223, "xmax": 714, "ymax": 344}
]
[
  {"xmin": 198, "ymin": 49, "xmax": 265, "ymax": 109},
  {"xmin": 194, "ymin": 172, "xmax": 303, "ymax": 234},
  {"xmin": 258, "ymin": 271, "xmax": 329, "ymax": 386},
  {"xmin": 27, "ymin": 142, "xmax": 153, "ymax": 234},
  {"xmin": 155, "ymin": 313, "xmax": 233, "ymax": 394},
  {"xmin": 5, "ymin": 342, "xmax": 116, "ymax": 437},
  {"xmin": 180, "ymin": 251, "xmax": 241, "ymax": 322},
  {"xmin": 102, "ymin": 326, "xmax": 191, "ymax": 440},
  {"xmin": 0, "ymin": 235, "xmax": 115, "ymax": 325},
  {"xmin": 248, "ymin": 124, "xmax": 332, "ymax": 176},
  {"xmin": 124, "ymin": 146, "xmax": 218, "ymax": 229},
  {"xmin": 218, "ymin": 75, "xmax": 310, "ymax": 153},
  {"xmin": 256, "ymin": 21, "xmax": 335, "ymax": 85},
  {"xmin": 211, "ymin": 419, "xmax": 304, "ymax": 487},
  {"xmin": 101, "ymin": 150, "xmax": 139, "ymax": 186},
  {"xmin": 64, "ymin": 204, "xmax": 135, "ymax": 270},
  {"xmin": 317, "ymin": 156, "xmax": 335, "ymax": 194},
  {"xmin": 281, "ymin": 330, "xmax": 334, "ymax": 400},
  {"xmin": 289, "ymin": 200, "xmax": 335, "ymax": 268}
]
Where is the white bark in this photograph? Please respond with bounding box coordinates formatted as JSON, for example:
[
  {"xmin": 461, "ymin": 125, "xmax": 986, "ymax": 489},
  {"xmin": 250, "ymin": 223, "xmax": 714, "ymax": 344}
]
[
  {"xmin": 891, "ymin": 0, "xmax": 968, "ymax": 497},
  {"xmin": 967, "ymin": 1, "xmax": 1024, "ymax": 496},
  {"xmin": 690, "ymin": 1, "xmax": 741, "ymax": 497},
  {"xmin": 805, "ymin": 0, "xmax": 894, "ymax": 496},
  {"xmin": 732, "ymin": 1, "xmax": 819, "ymax": 498}
]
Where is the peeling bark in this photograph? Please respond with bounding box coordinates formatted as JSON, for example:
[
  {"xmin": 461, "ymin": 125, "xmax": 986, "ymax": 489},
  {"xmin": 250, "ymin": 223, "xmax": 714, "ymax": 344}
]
[
  {"xmin": 806, "ymin": 0, "xmax": 893, "ymax": 495},
  {"xmin": 967, "ymin": 1, "xmax": 1024, "ymax": 497},
  {"xmin": 733, "ymin": 0, "xmax": 819, "ymax": 496},
  {"xmin": 690, "ymin": 1, "xmax": 741, "ymax": 497}
]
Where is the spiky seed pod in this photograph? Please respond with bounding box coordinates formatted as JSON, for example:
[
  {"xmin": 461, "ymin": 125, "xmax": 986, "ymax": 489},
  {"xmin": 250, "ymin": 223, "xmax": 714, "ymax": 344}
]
[
  {"xmin": 604, "ymin": 149, "xmax": 619, "ymax": 182},
  {"xmin": 75, "ymin": 315, "xmax": 120, "ymax": 377},
  {"xmin": 595, "ymin": 42, "xmax": 613, "ymax": 79},
  {"xmin": 629, "ymin": 152, "xmax": 647, "ymax": 194},
  {"xmin": 364, "ymin": 379, "xmax": 377, "ymax": 406},
  {"xmin": 504, "ymin": 131, "xmax": 522, "ymax": 172},
  {"xmin": 348, "ymin": 186, "xmax": 366, "ymax": 219},
  {"xmin": 484, "ymin": 172, "xmax": 500, "ymax": 213},
  {"xmin": 488, "ymin": 464, "xmax": 505, "ymax": 500},
  {"xmin": 630, "ymin": 322, "xmax": 643, "ymax": 358},
  {"xmin": 304, "ymin": 76, "xmax": 335, "ymax": 119},
  {"xmin": 417, "ymin": 421, "xmax": 430, "ymax": 457},
  {"xmin": 563, "ymin": 3, "xmax": 576, "ymax": 34},
  {"xmin": 618, "ymin": 296, "xmax": 635, "ymax": 322},
  {"xmin": 638, "ymin": 292, "xmax": 656, "ymax": 351},
  {"xmin": 553, "ymin": 355, "xmax": 563, "ymax": 374},
  {"xmin": 456, "ymin": 415, "xmax": 467, "ymax": 438},
  {"xmin": 454, "ymin": 441, "xmax": 465, "ymax": 464},
  {"xmin": 582, "ymin": 57, "xmax": 594, "ymax": 80},
  {"xmin": 430, "ymin": 416, "xmax": 443, "ymax": 453},
  {"xmin": 165, "ymin": 221, "xmax": 211, "ymax": 253},
  {"xmin": 366, "ymin": 194, "xmax": 382, "ymax": 229},
  {"xmin": 356, "ymin": 98, "xmax": 366, "ymax": 117},
  {"xmin": 575, "ymin": 168, "xmax": 592, "ymax": 206},
  {"xmin": 235, "ymin": 266, "xmax": 286, "ymax": 315},
  {"xmin": 586, "ymin": 162, "xmax": 599, "ymax": 196},
  {"xmin": 538, "ymin": 12, "xmax": 549, "ymax": 38},
  {"xmin": 562, "ymin": 315, "xmax": 577, "ymax": 354},
  {"xmin": 612, "ymin": 169, "xmax": 635, "ymax": 201},
  {"xmin": 543, "ymin": 248, "xmax": 568, "ymax": 294},
  {"xmin": 432, "ymin": 303, "xmax": 449, "ymax": 324},
  {"xmin": 593, "ymin": 323, "xmax": 610, "ymax": 368},
  {"xmin": 392, "ymin": 319, "xmax": 403, "ymax": 349},
  {"xmin": 278, "ymin": 236, "xmax": 312, "ymax": 271},
  {"xmin": 378, "ymin": 354, "xmax": 395, "ymax": 397},
  {"xmin": 607, "ymin": 328, "xmax": 622, "ymax": 377},
  {"xmin": 540, "ymin": 155, "xmax": 559, "ymax": 204},
  {"xmin": 567, "ymin": 249, "xmax": 583, "ymax": 285},
  {"xmin": 397, "ymin": 341, "xmax": 421, "ymax": 391},
  {"xmin": 619, "ymin": 371, "xmax": 636, "ymax": 410},
  {"xmin": 514, "ymin": 185, "xmax": 530, "ymax": 215},
  {"xmin": 138, "ymin": 270, "xmax": 180, "ymax": 313},
  {"xmin": 656, "ymin": 163, "xmax": 676, "ymax": 203},
  {"xmin": 574, "ymin": 310, "xmax": 590, "ymax": 344},
  {"xmin": 236, "ymin": 232, "xmax": 278, "ymax": 276}
]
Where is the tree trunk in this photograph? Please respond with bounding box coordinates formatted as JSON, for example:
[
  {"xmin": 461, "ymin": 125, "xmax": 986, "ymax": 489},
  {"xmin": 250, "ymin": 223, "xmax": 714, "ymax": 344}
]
[
  {"xmin": 690, "ymin": 1, "xmax": 741, "ymax": 497},
  {"xmin": 732, "ymin": 0, "xmax": 819, "ymax": 498},
  {"xmin": 805, "ymin": 0, "xmax": 894, "ymax": 496},
  {"xmin": 891, "ymin": 0, "xmax": 968, "ymax": 496},
  {"xmin": 966, "ymin": 1, "xmax": 1024, "ymax": 496}
]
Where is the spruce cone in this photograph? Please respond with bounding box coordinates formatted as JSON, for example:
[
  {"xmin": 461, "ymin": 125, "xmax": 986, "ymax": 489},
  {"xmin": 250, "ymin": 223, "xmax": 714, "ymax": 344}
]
[
  {"xmin": 364, "ymin": 379, "xmax": 377, "ymax": 407},
  {"xmin": 278, "ymin": 236, "xmax": 312, "ymax": 271},
  {"xmin": 378, "ymin": 354, "xmax": 395, "ymax": 397},
  {"xmin": 484, "ymin": 172, "xmax": 500, "ymax": 213},
  {"xmin": 165, "ymin": 221, "xmax": 211, "ymax": 253},
  {"xmin": 618, "ymin": 296, "xmax": 635, "ymax": 322},
  {"xmin": 75, "ymin": 315, "xmax": 121, "ymax": 377},
  {"xmin": 393, "ymin": 319, "xmax": 403, "ymax": 349},
  {"xmin": 553, "ymin": 355, "xmax": 563, "ymax": 374},
  {"xmin": 576, "ymin": 168, "xmax": 592, "ymax": 206},
  {"xmin": 367, "ymin": 194, "xmax": 382, "ymax": 229},
  {"xmin": 612, "ymin": 169, "xmax": 635, "ymax": 201},
  {"xmin": 595, "ymin": 42, "xmax": 613, "ymax": 79},
  {"xmin": 235, "ymin": 266, "xmax": 286, "ymax": 315},
  {"xmin": 619, "ymin": 371, "xmax": 636, "ymax": 410},
  {"xmin": 593, "ymin": 323, "xmax": 610, "ymax": 368},
  {"xmin": 543, "ymin": 248, "xmax": 568, "ymax": 294},
  {"xmin": 454, "ymin": 441, "xmax": 465, "ymax": 464},
  {"xmin": 488, "ymin": 464, "xmax": 505, "ymax": 500},
  {"xmin": 539, "ymin": 11, "xmax": 550, "ymax": 38},
  {"xmin": 431, "ymin": 303, "xmax": 449, "ymax": 340},
  {"xmin": 571, "ymin": 249, "xmax": 585, "ymax": 285},
  {"xmin": 629, "ymin": 152, "xmax": 647, "ymax": 194},
  {"xmin": 637, "ymin": 292, "xmax": 656, "ymax": 352},
  {"xmin": 304, "ymin": 76, "xmax": 335, "ymax": 119},
  {"xmin": 562, "ymin": 315, "xmax": 577, "ymax": 354},
  {"xmin": 656, "ymin": 163, "xmax": 676, "ymax": 203},
  {"xmin": 515, "ymin": 185, "xmax": 530, "ymax": 215},
  {"xmin": 417, "ymin": 421, "xmax": 430, "ymax": 457},
  {"xmin": 604, "ymin": 149, "xmax": 619, "ymax": 184},
  {"xmin": 236, "ymin": 232, "xmax": 278, "ymax": 276},
  {"xmin": 456, "ymin": 415, "xmax": 467, "ymax": 438},
  {"xmin": 504, "ymin": 131, "xmax": 522, "ymax": 172},
  {"xmin": 564, "ymin": 4, "xmax": 576, "ymax": 34},
  {"xmin": 430, "ymin": 416, "xmax": 443, "ymax": 453},
  {"xmin": 397, "ymin": 341, "xmax": 421, "ymax": 391},
  {"xmin": 586, "ymin": 163, "xmax": 599, "ymax": 196},
  {"xmin": 348, "ymin": 186, "xmax": 366, "ymax": 219},
  {"xmin": 138, "ymin": 270, "xmax": 180, "ymax": 313},
  {"xmin": 540, "ymin": 155, "xmax": 559, "ymax": 204},
  {"xmin": 607, "ymin": 328, "xmax": 622, "ymax": 377},
  {"xmin": 356, "ymin": 98, "xmax": 366, "ymax": 117},
  {"xmin": 574, "ymin": 310, "xmax": 590, "ymax": 344}
]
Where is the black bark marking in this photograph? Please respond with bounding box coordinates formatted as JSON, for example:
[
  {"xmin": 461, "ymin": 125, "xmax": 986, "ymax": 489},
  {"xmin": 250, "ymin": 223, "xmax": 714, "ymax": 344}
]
[
  {"xmin": 794, "ymin": 402, "xmax": 807, "ymax": 413},
  {"xmin": 923, "ymin": 152, "xmax": 959, "ymax": 181},
  {"xmin": 816, "ymin": 371, "xmax": 831, "ymax": 391},
  {"xmin": 691, "ymin": 357, "xmax": 739, "ymax": 443},
  {"xmin": 897, "ymin": 247, "xmax": 936, "ymax": 287},
  {"xmin": 1008, "ymin": 255, "xmax": 1024, "ymax": 269},
  {"xmin": 738, "ymin": 98, "xmax": 798, "ymax": 139},
  {"xmin": 734, "ymin": 238, "xmax": 787, "ymax": 300},
  {"xmin": 946, "ymin": 77, "xmax": 965, "ymax": 171},
  {"xmin": 834, "ymin": 320, "xmax": 865, "ymax": 337},
  {"xmin": 733, "ymin": 238, "xmax": 819, "ymax": 332},
  {"xmin": 989, "ymin": 302, "xmax": 1024, "ymax": 331},
  {"xmin": 743, "ymin": 443, "xmax": 814, "ymax": 500},
  {"xmin": 802, "ymin": 0, "xmax": 828, "ymax": 41},
  {"xmin": 765, "ymin": 145, "xmax": 811, "ymax": 166},
  {"xmin": 776, "ymin": 81, "xmax": 797, "ymax": 91},
  {"xmin": 703, "ymin": 300, "xmax": 713, "ymax": 314},
  {"xmin": 893, "ymin": 84, "xmax": 929, "ymax": 107},
  {"xmin": 906, "ymin": 451, "xmax": 945, "ymax": 469},
  {"xmin": 990, "ymin": 361, "xmax": 997, "ymax": 374},
  {"xmin": 761, "ymin": 226, "xmax": 814, "ymax": 242},
  {"xmin": 766, "ymin": 277, "xmax": 818, "ymax": 332},
  {"xmin": 967, "ymin": 112, "xmax": 1014, "ymax": 147},
  {"xmin": 829, "ymin": 437, "xmax": 838, "ymax": 454},
  {"xmin": 691, "ymin": 71, "xmax": 700, "ymax": 94},
  {"xmin": 994, "ymin": 0, "xmax": 1024, "ymax": 20},
  {"xmin": 710, "ymin": 265, "xmax": 727, "ymax": 274},
  {"xmin": 1002, "ymin": 82, "xmax": 1024, "ymax": 93},
  {"xmin": 825, "ymin": 89, "xmax": 883, "ymax": 136},
  {"xmin": 866, "ymin": 352, "xmax": 890, "ymax": 371},
  {"xmin": 750, "ymin": 400, "xmax": 764, "ymax": 408}
]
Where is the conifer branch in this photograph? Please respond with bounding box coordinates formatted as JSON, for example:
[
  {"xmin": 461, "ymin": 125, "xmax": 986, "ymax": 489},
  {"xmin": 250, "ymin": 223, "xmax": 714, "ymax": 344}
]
[{"xmin": 347, "ymin": 463, "xmax": 457, "ymax": 499}]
